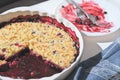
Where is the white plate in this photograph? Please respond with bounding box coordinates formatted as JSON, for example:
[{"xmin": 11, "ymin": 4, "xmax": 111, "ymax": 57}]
[
  {"xmin": 0, "ymin": 10, "xmax": 84, "ymax": 80},
  {"xmin": 55, "ymin": 0, "xmax": 120, "ymax": 36}
]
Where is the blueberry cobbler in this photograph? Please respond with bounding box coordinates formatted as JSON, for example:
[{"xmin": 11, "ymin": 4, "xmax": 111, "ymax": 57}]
[{"xmin": 0, "ymin": 14, "xmax": 79, "ymax": 79}]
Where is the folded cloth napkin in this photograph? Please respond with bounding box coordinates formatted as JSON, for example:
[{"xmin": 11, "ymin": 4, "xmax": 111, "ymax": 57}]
[{"xmin": 74, "ymin": 37, "xmax": 120, "ymax": 80}]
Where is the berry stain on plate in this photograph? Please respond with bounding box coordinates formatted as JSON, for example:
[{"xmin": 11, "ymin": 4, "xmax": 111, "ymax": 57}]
[{"xmin": 60, "ymin": 0, "xmax": 113, "ymax": 33}]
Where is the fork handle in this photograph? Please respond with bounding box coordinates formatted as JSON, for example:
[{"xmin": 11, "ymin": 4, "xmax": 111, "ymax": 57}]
[{"xmin": 66, "ymin": 0, "xmax": 89, "ymax": 18}]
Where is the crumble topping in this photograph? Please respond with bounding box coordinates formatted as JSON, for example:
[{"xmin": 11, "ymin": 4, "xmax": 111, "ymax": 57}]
[{"xmin": 0, "ymin": 22, "xmax": 77, "ymax": 68}]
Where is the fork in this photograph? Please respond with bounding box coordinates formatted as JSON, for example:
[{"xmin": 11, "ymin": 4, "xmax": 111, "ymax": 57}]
[{"xmin": 66, "ymin": 0, "xmax": 97, "ymax": 25}]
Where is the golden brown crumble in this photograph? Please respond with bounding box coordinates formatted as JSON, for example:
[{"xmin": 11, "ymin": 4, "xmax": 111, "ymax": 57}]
[{"xmin": 0, "ymin": 22, "xmax": 77, "ymax": 68}]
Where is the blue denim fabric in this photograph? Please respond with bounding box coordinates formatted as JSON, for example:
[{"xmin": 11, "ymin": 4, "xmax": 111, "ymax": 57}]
[{"xmin": 74, "ymin": 37, "xmax": 120, "ymax": 80}]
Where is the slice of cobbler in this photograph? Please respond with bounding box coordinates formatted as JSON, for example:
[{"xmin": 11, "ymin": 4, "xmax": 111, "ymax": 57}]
[{"xmin": 0, "ymin": 14, "xmax": 79, "ymax": 79}]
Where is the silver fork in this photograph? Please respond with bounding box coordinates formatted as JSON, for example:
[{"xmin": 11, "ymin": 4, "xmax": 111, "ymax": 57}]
[{"xmin": 66, "ymin": 0, "xmax": 97, "ymax": 24}]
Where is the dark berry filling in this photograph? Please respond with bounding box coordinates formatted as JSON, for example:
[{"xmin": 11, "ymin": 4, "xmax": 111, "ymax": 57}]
[{"xmin": 0, "ymin": 51, "xmax": 62, "ymax": 79}]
